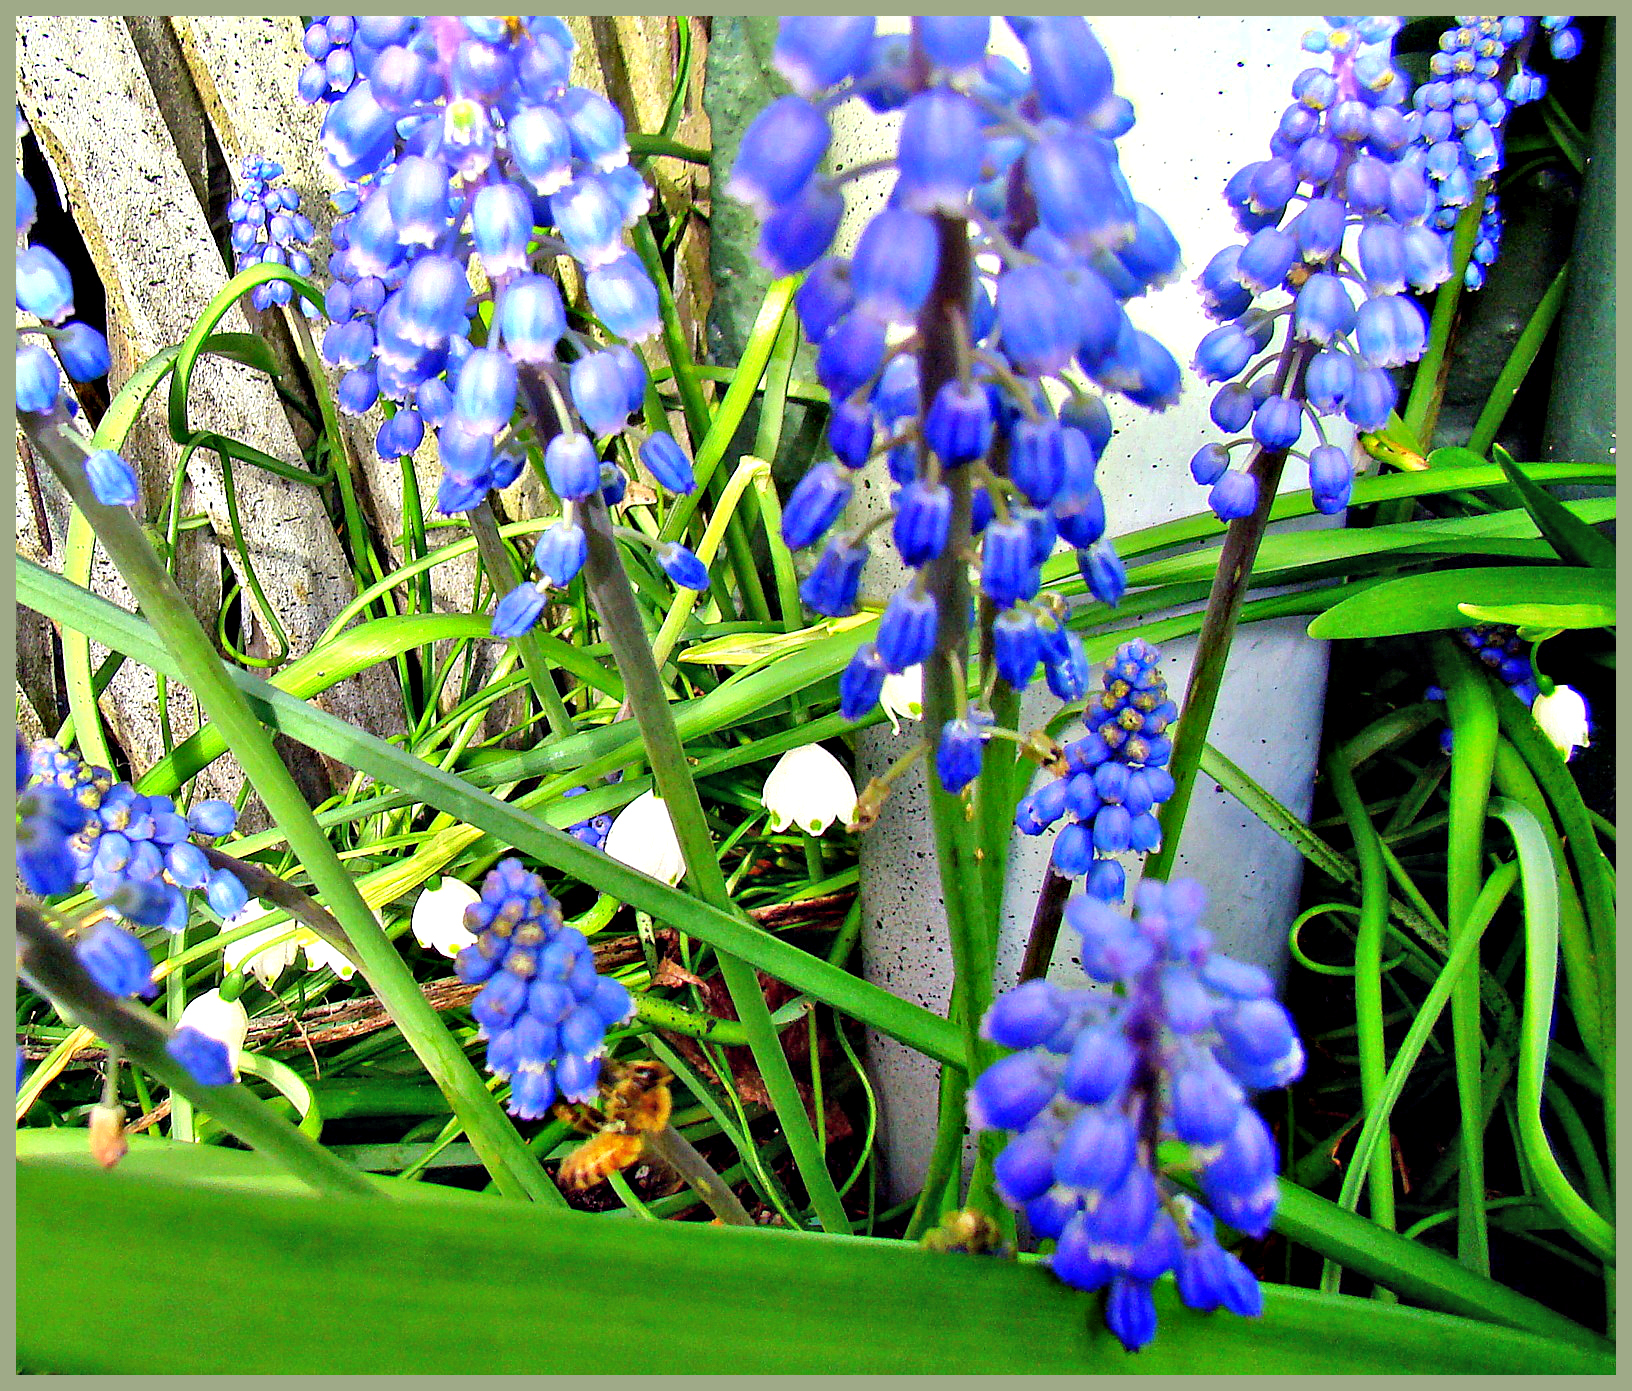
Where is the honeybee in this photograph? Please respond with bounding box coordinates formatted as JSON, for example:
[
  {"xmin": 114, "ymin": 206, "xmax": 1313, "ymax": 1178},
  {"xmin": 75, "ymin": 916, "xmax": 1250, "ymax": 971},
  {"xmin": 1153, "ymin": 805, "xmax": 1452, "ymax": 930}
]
[{"xmin": 556, "ymin": 1058, "xmax": 674, "ymax": 1191}]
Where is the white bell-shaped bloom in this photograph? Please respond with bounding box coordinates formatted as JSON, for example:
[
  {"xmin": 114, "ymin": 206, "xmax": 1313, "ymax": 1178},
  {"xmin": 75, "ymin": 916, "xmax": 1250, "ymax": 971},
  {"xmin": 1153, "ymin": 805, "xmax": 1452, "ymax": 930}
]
[
  {"xmin": 762, "ymin": 745, "xmax": 858, "ymax": 835},
  {"xmin": 605, "ymin": 790, "xmax": 685, "ymax": 886},
  {"xmin": 219, "ymin": 898, "xmax": 357, "ymax": 984},
  {"xmin": 300, "ymin": 933, "xmax": 358, "ymax": 981},
  {"xmin": 220, "ymin": 900, "xmax": 301, "ymax": 988},
  {"xmin": 177, "ymin": 987, "xmax": 250, "ymax": 1077},
  {"xmin": 880, "ymin": 665, "xmax": 924, "ymax": 734},
  {"xmin": 1531, "ymin": 684, "xmax": 1591, "ymax": 762},
  {"xmin": 412, "ymin": 877, "xmax": 480, "ymax": 958}
]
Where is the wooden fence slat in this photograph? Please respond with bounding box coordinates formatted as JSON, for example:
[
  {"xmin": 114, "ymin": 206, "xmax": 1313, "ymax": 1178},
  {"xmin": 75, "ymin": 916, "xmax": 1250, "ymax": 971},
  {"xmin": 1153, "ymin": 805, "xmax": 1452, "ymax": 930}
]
[{"xmin": 18, "ymin": 16, "xmax": 403, "ymax": 792}]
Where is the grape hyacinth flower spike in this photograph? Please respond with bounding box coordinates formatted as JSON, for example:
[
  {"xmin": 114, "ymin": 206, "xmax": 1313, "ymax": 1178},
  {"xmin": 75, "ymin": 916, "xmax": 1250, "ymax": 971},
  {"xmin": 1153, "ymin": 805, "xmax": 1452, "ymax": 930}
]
[
  {"xmin": 970, "ymin": 879, "xmax": 1304, "ymax": 1351},
  {"xmin": 1014, "ymin": 639, "xmax": 1178, "ymax": 904},
  {"xmin": 454, "ymin": 857, "xmax": 635, "ymax": 1118},
  {"xmin": 15, "ymin": 117, "xmax": 127, "ymax": 501},
  {"xmin": 227, "ymin": 156, "xmax": 320, "ymax": 314},
  {"xmin": 1409, "ymin": 17, "xmax": 1582, "ymax": 290},
  {"xmin": 733, "ymin": 18, "xmax": 1188, "ymax": 788},
  {"xmin": 1190, "ymin": 17, "xmax": 1445, "ymax": 521},
  {"xmin": 17, "ymin": 737, "xmax": 255, "ymax": 1092},
  {"xmin": 301, "ymin": 17, "xmax": 700, "ymax": 638}
]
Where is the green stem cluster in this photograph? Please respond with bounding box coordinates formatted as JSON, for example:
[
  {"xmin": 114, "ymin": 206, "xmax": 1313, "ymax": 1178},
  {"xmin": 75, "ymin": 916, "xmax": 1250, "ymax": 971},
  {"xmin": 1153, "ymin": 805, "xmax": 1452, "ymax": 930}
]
[
  {"xmin": 16, "ymin": 901, "xmax": 374, "ymax": 1198},
  {"xmin": 516, "ymin": 368, "xmax": 849, "ymax": 1234},
  {"xmin": 20, "ymin": 407, "xmax": 558, "ymax": 1206},
  {"xmin": 1146, "ymin": 341, "xmax": 1316, "ymax": 882}
]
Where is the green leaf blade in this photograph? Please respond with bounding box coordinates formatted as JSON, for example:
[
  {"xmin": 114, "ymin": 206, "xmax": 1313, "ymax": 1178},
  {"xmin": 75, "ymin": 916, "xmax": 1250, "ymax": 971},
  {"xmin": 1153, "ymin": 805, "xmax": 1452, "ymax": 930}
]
[{"xmin": 1307, "ymin": 567, "xmax": 1614, "ymax": 640}]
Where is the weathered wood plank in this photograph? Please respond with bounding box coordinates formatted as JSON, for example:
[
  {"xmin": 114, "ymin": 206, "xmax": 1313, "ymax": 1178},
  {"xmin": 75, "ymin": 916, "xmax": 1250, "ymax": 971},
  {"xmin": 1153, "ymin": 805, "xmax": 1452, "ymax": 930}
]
[{"xmin": 17, "ymin": 15, "xmax": 404, "ymax": 792}]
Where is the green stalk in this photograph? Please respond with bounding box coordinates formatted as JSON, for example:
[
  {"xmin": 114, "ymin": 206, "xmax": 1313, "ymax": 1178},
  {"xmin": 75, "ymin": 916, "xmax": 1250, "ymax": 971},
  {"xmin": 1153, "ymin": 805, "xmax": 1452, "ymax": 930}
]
[
  {"xmin": 58, "ymin": 510, "xmax": 114, "ymax": 770},
  {"xmin": 466, "ymin": 500, "xmax": 573, "ymax": 739},
  {"xmin": 1466, "ymin": 262, "xmax": 1571, "ymax": 459},
  {"xmin": 903, "ymin": 1049, "xmax": 969, "ymax": 1242},
  {"xmin": 641, "ymin": 1125, "xmax": 755, "ymax": 1227},
  {"xmin": 525, "ymin": 373, "xmax": 847, "ymax": 1233},
  {"xmin": 1490, "ymin": 685, "xmax": 1615, "ymax": 1198},
  {"xmin": 751, "ymin": 311, "xmax": 826, "ymax": 881},
  {"xmin": 1145, "ymin": 342, "xmax": 1315, "ymax": 883},
  {"xmin": 626, "ymin": 133, "xmax": 710, "ymax": 164},
  {"xmin": 1430, "ymin": 638, "xmax": 1498, "ymax": 1275},
  {"xmin": 1487, "ymin": 797, "xmax": 1615, "ymax": 1262},
  {"xmin": 1325, "ymin": 734, "xmax": 1397, "ymax": 1259},
  {"xmin": 1326, "ymin": 861, "xmax": 1517, "ymax": 1283},
  {"xmin": 977, "ymin": 670, "xmax": 1023, "ymax": 970},
  {"xmin": 288, "ymin": 309, "xmax": 375, "ymax": 599},
  {"xmin": 21, "ymin": 409, "xmax": 559, "ymax": 1206},
  {"xmin": 656, "ymin": 278, "xmax": 797, "ymax": 544},
  {"xmin": 630, "ymin": 217, "xmax": 712, "ymax": 445},
  {"xmin": 629, "ymin": 217, "xmax": 771, "ymax": 625},
  {"xmin": 917, "ymin": 216, "xmax": 996, "ymax": 1145},
  {"xmin": 164, "ymin": 930, "xmax": 195, "ymax": 1143},
  {"xmin": 1401, "ymin": 190, "xmax": 1488, "ymax": 450},
  {"xmin": 16, "ymin": 902, "xmax": 374, "ymax": 1198},
  {"xmin": 1490, "ymin": 739, "xmax": 1601, "ymax": 1065},
  {"xmin": 291, "ymin": 304, "xmax": 419, "ymax": 719},
  {"xmin": 648, "ymin": 455, "xmax": 771, "ymax": 670}
]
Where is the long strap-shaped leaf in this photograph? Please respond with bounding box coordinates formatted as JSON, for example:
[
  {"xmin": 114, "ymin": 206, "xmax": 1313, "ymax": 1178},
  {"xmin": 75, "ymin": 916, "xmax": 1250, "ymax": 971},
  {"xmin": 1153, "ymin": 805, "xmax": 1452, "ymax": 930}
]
[
  {"xmin": 17, "ymin": 1159, "xmax": 1613, "ymax": 1373},
  {"xmin": 20, "ymin": 420, "xmax": 557, "ymax": 1207},
  {"xmin": 17, "ymin": 556, "xmax": 962, "ymax": 1068}
]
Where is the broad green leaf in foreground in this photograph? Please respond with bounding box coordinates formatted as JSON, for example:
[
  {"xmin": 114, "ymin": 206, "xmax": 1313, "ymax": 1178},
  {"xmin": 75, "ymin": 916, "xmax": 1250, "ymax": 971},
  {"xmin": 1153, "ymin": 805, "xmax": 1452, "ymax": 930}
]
[{"xmin": 15, "ymin": 1158, "xmax": 1613, "ymax": 1375}]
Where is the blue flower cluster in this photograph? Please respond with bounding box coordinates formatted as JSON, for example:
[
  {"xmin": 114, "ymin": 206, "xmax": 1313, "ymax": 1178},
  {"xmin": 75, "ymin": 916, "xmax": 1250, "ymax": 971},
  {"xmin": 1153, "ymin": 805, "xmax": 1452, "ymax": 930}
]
[
  {"xmin": 22, "ymin": 740, "xmax": 247, "ymax": 934},
  {"xmin": 1015, "ymin": 639, "xmax": 1176, "ymax": 903},
  {"xmin": 227, "ymin": 156, "xmax": 320, "ymax": 315},
  {"xmin": 298, "ymin": 15, "xmax": 360, "ymax": 105},
  {"xmin": 1426, "ymin": 621, "xmax": 1539, "ymax": 754},
  {"xmin": 454, "ymin": 856, "xmax": 635, "ymax": 1118},
  {"xmin": 733, "ymin": 19, "xmax": 1187, "ymax": 767},
  {"xmin": 15, "ymin": 119, "xmax": 125, "ymax": 503},
  {"xmin": 969, "ymin": 879, "xmax": 1304, "ymax": 1351},
  {"xmin": 16, "ymin": 732, "xmax": 93, "ymax": 900},
  {"xmin": 302, "ymin": 16, "xmax": 708, "ymax": 636},
  {"xmin": 17, "ymin": 736, "xmax": 243, "ymax": 1097},
  {"xmin": 1191, "ymin": 17, "xmax": 1451, "ymax": 521},
  {"xmin": 18, "ymin": 737, "xmax": 252, "ymax": 1090},
  {"xmin": 563, "ymin": 785, "xmax": 613, "ymax": 849},
  {"xmin": 1411, "ymin": 16, "xmax": 1581, "ymax": 290}
]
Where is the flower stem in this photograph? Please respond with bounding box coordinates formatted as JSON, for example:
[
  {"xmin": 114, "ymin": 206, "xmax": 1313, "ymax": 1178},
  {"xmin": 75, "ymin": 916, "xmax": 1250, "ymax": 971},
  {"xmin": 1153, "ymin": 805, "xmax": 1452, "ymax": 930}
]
[
  {"xmin": 1017, "ymin": 867, "xmax": 1074, "ymax": 985},
  {"xmin": 20, "ymin": 407, "xmax": 560, "ymax": 1206},
  {"xmin": 466, "ymin": 498, "xmax": 574, "ymax": 738},
  {"xmin": 1466, "ymin": 260, "xmax": 1571, "ymax": 458},
  {"xmin": 1401, "ymin": 189, "xmax": 1488, "ymax": 450},
  {"xmin": 1145, "ymin": 341, "xmax": 1317, "ymax": 884},
  {"xmin": 916, "ymin": 213, "xmax": 1000, "ymax": 1216},
  {"xmin": 516, "ymin": 370, "xmax": 850, "ymax": 1234},
  {"xmin": 1325, "ymin": 734, "xmax": 1398, "ymax": 1255},
  {"xmin": 642, "ymin": 1124, "xmax": 756, "ymax": 1226},
  {"xmin": 17, "ymin": 900, "xmax": 376, "ymax": 1198},
  {"xmin": 1431, "ymin": 638, "xmax": 1497, "ymax": 1277}
]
